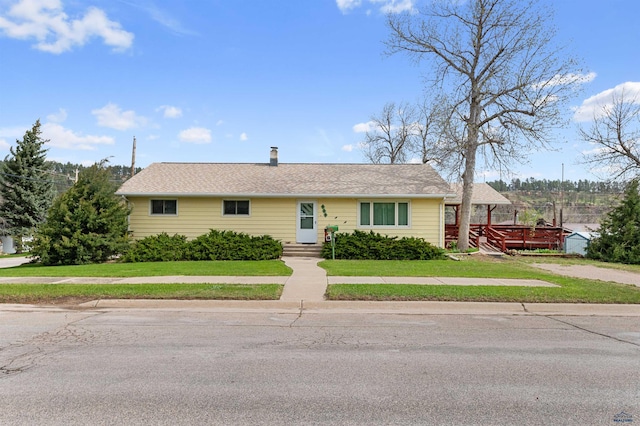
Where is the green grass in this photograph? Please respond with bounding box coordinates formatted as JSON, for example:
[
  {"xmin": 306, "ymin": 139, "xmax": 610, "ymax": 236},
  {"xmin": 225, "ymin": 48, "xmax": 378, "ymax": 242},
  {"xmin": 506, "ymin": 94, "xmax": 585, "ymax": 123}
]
[
  {"xmin": 327, "ymin": 280, "xmax": 640, "ymax": 304},
  {"xmin": 0, "ymin": 260, "xmax": 292, "ymax": 277},
  {"xmin": 322, "ymin": 257, "xmax": 640, "ymax": 304},
  {"xmin": 319, "ymin": 258, "xmax": 542, "ymax": 278},
  {"xmin": 0, "ymin": 283, "xmax": 283, "ymax": 304}
]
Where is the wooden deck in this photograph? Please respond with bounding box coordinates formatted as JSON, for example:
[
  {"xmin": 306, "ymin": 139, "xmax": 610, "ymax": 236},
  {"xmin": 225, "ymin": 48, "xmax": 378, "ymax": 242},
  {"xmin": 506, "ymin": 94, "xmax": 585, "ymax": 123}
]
[{"xmin": 446, "ymin": 224, "xmax": 568, "ymax": 253}]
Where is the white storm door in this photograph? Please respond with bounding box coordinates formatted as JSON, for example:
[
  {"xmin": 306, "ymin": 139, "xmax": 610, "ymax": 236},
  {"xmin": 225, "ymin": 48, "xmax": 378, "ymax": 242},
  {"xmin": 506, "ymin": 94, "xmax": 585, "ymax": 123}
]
[{"xmin": 296, "ymin": 201, "xmax": 317, "ymax": 243}]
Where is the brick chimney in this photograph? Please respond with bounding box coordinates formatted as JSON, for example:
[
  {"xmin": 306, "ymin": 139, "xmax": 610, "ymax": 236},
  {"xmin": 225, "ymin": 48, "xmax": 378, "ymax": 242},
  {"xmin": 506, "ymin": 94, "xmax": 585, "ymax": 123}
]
[{"xmin": 270, "ymin": 146, "xmax": 278, "ymax": 166}]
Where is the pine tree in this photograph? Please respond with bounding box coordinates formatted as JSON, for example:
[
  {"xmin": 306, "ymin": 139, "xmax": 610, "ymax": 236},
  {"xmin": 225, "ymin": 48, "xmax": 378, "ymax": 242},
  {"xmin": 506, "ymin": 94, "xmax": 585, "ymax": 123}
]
[
  {"xmin": 587, "ymin": 179, "xmax": 640, "ymax": 264},
  {"xmin": 31, "ymin": 161, "xmax": 131, "ymax": 265},
  {"xmin": 0, "ymin": 120, "xmax": 55, "ymax": 251}
]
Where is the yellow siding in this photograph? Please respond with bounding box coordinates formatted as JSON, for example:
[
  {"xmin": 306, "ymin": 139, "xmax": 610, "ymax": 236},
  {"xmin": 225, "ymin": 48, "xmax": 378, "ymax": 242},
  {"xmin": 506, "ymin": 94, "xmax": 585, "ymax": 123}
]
[{"xmin": 126, "ymin": 196, "xmax": 445, "ymax": 247}]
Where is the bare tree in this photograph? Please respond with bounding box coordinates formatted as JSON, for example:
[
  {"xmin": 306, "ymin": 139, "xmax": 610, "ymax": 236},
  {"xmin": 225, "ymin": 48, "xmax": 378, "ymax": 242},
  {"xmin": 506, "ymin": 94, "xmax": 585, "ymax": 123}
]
[
  {"xmin": 416, "ymin": 98, "xmax": 445, "ymax": 165},
  {"xmin": 579, "ymin": 91, "xmax": 640, "ymax": 180},
  {"xmin": 386, "ymin": 0, "xmax": 584, "ymax": 250},
  {"xmin": 361, "ymin": 102, "xmax": 419, "ymax": 164}
]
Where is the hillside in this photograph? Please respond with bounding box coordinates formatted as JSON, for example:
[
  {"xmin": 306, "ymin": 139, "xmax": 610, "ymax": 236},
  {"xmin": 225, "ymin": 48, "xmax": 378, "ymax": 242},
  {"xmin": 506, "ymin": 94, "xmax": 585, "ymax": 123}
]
[{"xmin": 482, "ymin": 179, "xmax": 627, "ymax": 226}]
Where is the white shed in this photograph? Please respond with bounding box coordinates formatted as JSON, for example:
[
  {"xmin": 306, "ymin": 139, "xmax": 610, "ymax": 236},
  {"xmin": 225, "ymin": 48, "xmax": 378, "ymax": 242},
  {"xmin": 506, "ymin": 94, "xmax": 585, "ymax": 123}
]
[{"xmin": 564, "ymin": 232, "xmax": 595, "ymax": 256}]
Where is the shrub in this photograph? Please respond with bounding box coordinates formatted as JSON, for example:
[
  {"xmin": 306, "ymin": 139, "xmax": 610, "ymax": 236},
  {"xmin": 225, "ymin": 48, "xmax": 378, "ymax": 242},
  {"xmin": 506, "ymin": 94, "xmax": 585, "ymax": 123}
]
[
  {"xmin": 122, "ymin": 229, "xmax": 283, "ymax": 262},
  {"xmin": 187, "ymin": 230, "xmax": 282, "ymax": 261},
  {"xmin": 121, "ymin": 233, "xmax": 189, "ymax": 262},
  {"xmin": 322, "ymin": 230, "xmax": 445, "ymax": 260}
]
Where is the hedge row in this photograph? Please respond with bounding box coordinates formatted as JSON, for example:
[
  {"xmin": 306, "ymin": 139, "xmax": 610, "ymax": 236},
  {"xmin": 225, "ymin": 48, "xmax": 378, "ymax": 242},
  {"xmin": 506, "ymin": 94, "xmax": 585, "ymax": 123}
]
[
  {"xmin": 321, "ymin": 230, "xmax": 445, "ymax": 260},
  {"xmin": 122, "ymin": 230, "xmax": 283, "ymax": 262}
]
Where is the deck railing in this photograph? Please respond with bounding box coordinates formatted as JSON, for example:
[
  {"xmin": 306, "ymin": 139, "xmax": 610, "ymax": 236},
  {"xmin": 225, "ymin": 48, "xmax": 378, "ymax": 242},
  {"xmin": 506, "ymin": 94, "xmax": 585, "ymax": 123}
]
[{"xmin": 446, "ymin": 224, "xmax": 566, "ymax": 252}]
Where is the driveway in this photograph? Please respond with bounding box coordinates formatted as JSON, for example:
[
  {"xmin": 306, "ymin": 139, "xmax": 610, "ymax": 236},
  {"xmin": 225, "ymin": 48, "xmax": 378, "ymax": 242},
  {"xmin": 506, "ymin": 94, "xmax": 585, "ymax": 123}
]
[
  {"xmin": 532, "ymin": 263, "xmax": 640, "ymax": 286},
  {"xmin": 0, "ymin": 256, "xmax": 30, "ymax": 269}
]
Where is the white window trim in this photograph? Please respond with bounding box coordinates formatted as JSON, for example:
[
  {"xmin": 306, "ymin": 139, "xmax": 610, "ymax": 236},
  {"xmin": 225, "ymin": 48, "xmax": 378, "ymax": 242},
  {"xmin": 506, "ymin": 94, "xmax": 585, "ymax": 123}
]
[
  {"xmin": 357, "ymin": 200, "xmax": 411, "ymax": 228},
  {"xmin": 149, "ymin": 199, "xmax": 178, "ymax": 216},
  {"xmin": 222, "ymin": 199, "xmax": 251, "ymax": 217}
]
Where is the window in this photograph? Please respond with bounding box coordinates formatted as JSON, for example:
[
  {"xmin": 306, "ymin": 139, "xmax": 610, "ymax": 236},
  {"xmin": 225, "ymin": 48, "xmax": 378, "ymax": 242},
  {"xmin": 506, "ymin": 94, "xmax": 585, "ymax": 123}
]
[
  {"xmin": 359, "ymin": 201, "xmax": 409, "ymax": 227},
  {"xmin": 223, "ymin": 200, "xmax": 250, "ymax": 216},
  {"xmin": 151, "ymin": 199, "xmax": 177, "ymax": 215}
]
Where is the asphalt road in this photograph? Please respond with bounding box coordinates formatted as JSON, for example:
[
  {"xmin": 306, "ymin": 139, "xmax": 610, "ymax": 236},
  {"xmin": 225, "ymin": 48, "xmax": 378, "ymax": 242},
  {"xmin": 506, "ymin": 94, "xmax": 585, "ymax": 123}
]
[{"xmin": 0, "ymin": 306, "xmax": 638, "ymax": 425}]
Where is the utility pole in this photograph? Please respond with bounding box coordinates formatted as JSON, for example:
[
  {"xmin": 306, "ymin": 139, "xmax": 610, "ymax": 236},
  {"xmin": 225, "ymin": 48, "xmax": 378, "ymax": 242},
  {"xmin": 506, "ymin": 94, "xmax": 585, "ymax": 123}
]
[
  {"xmin": 560, "ymin": 163, "xmax": 564, "ymax": 228},
  {"xmin": 131, "ymin": 136, "xmax": 137, "ymax": 178}
]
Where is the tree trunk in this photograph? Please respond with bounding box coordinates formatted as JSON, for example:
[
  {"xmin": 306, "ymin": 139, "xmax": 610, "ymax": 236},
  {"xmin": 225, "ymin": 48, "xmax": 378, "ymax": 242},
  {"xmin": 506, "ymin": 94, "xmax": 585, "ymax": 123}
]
[{"xmin": 457, "ymin": 149, "xmax": 477, "ymax": 251}]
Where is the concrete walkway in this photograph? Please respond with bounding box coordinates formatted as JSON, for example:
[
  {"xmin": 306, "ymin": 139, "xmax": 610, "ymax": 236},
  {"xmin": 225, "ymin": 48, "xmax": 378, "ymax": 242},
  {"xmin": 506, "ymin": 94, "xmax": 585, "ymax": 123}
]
[{"xmin": 280, "ymin": 257, "xmax": 328, "ymax": 302}]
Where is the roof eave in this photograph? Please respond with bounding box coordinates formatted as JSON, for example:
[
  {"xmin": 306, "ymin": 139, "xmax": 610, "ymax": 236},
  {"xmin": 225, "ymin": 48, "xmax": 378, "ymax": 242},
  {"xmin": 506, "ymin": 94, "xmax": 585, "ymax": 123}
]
[{"xmin": 116, "ymin": 192, "xmax": 451, "ymax": 199}]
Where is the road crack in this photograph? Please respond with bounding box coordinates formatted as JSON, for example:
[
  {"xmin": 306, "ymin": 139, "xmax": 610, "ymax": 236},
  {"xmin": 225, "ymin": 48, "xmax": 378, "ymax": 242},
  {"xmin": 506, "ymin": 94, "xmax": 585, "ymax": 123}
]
[{"xmin": 522, "ymin": 304, "xmax": 640, "ymax": 348}]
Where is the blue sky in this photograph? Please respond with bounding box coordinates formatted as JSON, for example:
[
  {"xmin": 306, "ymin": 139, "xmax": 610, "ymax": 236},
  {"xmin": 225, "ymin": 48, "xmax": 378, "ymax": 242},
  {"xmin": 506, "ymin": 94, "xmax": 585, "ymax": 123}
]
[{"xmin": 0, "ymin": 0, "xmax": 638, "ymax": 183}]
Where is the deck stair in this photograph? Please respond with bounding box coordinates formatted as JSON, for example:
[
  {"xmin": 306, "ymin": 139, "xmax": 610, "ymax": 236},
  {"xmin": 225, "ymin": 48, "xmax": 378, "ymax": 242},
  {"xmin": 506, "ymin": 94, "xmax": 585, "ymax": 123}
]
[
  {"xmin": 478, "ymin": 238, "xmax": 504, "ymax": 256},
  {"xmin": 282, "ymin": 243, "xmax": 323, "ymax": 258}
]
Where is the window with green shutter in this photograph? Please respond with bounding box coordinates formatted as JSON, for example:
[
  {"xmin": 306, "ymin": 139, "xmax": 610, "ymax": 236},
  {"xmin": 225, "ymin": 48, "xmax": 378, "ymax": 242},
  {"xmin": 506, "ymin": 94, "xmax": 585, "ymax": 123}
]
[{"xmin": 359, "ymin": 201, "xmax": 410, "ymax": 227}]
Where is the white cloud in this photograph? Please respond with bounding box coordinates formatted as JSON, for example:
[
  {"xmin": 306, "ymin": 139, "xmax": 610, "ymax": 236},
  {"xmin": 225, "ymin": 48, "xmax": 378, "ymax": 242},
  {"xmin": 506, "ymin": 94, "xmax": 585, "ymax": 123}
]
[
  {"xmin": 239, "ymin": 132, "xmax": 248, "ymax": 141},
  {"xmin": 46, "ymin": 107, "xmax": 67, "ymax": 123},
  {"xmin": 216, "ymin": 120, "xmax": 224, "ymax": 126},
  {"xmin": 0, "ymin": 0, "xmax": 134, "ymax": 53},
  {"xmin": 573, "ymin": 81, "xmax": 640, "ymax": 122},
  {"xmin": 92, "ymin": 103, "xmax": 146, "ymax": 130},
  {"xmin": 581, "ymin": 145, "xmax": 608, "ymax": 156},
  {"xmin": 352, "ymin": 121, "xmax": 376, "ymax": 133},
  {"xmin": 343, "ymin": 142, "xmax": 367, "ymax": 152},
  {"xmin": 535, "ymin": 72, "xmax": 597, "ymax": 89},
  {"xmin": 0, "ymin": 125, "xmax": 28, "ymax": 140},
  {"xmin": 336, "ymin": 0, "xmax": 362, "ymax": 13},
  {"xmin": 119, "ymin": 0, "xmax": 196, "ymax": 36},
  {"xmin": 156, "ymin": 105, "xmax": 182, "ymax": 118},
  {"xmin": 42, "ymin": 122, "xmax": 114, "ymax": 150},
  {"xmin": 374, "ymin": 0, "xmax": 414, "ymax": 14},
  {"xmin": 476, "ymin": 169, "xmax": 502, "ymax": 180},
  {"xmin": 178, "ymin": 127, "xmax": 211, "ymax": 144},
  {"xmin": 336, "ymin": 0, "xmax": 413, "ymax": 14}
]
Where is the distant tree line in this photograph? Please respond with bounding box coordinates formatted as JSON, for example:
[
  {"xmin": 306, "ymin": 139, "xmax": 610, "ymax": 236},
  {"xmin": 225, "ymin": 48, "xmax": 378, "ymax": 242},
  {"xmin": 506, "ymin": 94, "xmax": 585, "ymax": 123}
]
[
  {"xmin": 487, "ymin": 178, "xmax": 627, "ymax": 194},
  {"xmin": 0, "ymin": 160, "xmax": 141, "ymax": 196}
]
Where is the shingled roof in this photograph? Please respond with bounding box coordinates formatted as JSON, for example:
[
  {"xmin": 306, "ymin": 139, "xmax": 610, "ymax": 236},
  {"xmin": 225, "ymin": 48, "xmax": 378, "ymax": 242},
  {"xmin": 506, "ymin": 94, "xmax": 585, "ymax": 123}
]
[
  {"xmin": 446, "ymin": 183, "xmax": 511, "ymax": 205},
  {"xmin": 116, "ymin": 162, "xmax": 454, "ymax": 198}
]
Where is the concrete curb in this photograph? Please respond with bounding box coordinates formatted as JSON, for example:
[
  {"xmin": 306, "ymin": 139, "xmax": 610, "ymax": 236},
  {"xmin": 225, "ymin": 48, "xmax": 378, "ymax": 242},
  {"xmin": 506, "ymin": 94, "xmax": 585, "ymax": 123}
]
[{"xmin": 55, "ymin": 299, "xmax": 640, "ymax": 316}]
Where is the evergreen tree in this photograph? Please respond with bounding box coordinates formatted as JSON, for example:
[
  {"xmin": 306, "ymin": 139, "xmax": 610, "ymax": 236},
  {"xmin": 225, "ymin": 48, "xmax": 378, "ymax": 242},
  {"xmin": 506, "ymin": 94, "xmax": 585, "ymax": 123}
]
[
  {"xmin": 0, "ymin": 120, "xmax": 55, "ymax": 251},
  {"xmin": 31, "ymin": 161, "xmax": 131, "ymax": 265},
  {"xmin": 587, "ymin": 179, "xmax": 640, "ymax": 264}
]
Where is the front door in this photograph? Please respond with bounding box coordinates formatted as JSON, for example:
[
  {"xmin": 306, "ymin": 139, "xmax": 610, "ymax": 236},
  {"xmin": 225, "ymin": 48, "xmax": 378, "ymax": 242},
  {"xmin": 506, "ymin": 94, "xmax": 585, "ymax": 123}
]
[{"xmin": 296, "ymin": 201, "xmax": 317, "ymax": 243}]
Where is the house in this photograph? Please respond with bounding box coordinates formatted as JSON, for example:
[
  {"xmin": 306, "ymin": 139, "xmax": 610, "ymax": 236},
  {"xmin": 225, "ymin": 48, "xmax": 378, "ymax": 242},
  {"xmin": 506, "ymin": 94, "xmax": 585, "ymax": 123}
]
[{"xmin": 115, "ymin": 148, "xmax": 454, "ymax": 248}]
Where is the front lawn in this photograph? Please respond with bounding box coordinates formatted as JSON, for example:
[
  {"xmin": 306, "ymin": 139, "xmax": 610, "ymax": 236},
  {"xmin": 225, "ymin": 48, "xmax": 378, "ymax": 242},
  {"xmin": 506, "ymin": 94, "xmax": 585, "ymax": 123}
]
[
  {"xmin": 0, "ymin": 260, "xmax": 292, "ymax": 277},
  {"xmin": 0, "ymin": 283, "xmax": 283, "ymax": 304},
  {"xmin": 322, "ymin": 257, "xmax": 640, "ymax": 304},
  {"xmin": 319, "ymin": 257, "xmax": 541, "ymax": 278}
]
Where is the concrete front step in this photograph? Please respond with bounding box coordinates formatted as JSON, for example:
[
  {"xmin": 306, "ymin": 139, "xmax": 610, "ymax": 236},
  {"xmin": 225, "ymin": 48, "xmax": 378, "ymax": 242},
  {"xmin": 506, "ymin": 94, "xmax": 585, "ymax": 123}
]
[{"xmin": 283, "ymin": 243, "xmax": 323, "ymax": 258}]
